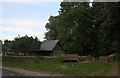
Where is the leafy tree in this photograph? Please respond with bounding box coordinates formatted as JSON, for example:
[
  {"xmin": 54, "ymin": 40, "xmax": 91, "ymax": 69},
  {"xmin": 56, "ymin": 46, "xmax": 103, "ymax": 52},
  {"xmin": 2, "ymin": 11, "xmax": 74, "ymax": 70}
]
[
  {"xmin": 3, "ymin": 35, "xmax": 41, "ymax": 55},
  {"xmin": 45, "ymin": 2, "xmax": 120, "ymax": 56},
  {"xmin": 92, "ymin": 2, "xmax": 120, "ymax": 56},
  {"xmin": 59, "ymin": 2, "xmax": 94, "ymax": 55},
  {"xmin": 45, "ymin": 2, "xmax": 94, "ymax": 55},
  {"xmin": 45, "ymin": 16, "xmax": 59, "ymax": 40},
  {"xmin": 3, "ymin": 40, "xmax": 14, "ymax": 52}
]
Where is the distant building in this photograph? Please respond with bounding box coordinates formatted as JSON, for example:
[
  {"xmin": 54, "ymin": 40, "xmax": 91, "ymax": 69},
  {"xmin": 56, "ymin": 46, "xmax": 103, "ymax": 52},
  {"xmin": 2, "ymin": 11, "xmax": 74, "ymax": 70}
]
[{"xmin": 32, "ymin": 40, "xmax": 63, "ymax": 56}]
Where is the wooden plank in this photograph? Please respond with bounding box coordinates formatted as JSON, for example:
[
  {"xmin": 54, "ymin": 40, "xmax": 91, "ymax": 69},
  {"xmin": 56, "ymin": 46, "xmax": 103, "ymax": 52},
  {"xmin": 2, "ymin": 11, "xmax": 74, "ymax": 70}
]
[{"xmin": 62, "ymin": 54, "xmax": 78, "ymax": 62}]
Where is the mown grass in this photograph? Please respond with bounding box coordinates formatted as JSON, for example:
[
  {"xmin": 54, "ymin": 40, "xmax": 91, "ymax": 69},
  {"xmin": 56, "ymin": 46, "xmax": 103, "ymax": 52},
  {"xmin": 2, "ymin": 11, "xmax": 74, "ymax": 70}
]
[{"xmin": 2, "ymin": 57, "xmax": 119, "ymax": 76}]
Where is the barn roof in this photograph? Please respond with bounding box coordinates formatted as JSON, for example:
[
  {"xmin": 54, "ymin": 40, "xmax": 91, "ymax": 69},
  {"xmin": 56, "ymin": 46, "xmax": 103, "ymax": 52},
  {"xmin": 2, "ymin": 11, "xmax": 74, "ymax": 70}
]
[{"xmin": 40, "ymin": 40, "xmax": 59, "ymax": 51}]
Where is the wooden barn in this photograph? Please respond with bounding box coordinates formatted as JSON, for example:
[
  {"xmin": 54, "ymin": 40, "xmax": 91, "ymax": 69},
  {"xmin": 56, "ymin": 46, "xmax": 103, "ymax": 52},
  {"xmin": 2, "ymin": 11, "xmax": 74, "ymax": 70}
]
[{"xmin": 33, "ymin": 40, "xmax": 63, "ymax": 56}]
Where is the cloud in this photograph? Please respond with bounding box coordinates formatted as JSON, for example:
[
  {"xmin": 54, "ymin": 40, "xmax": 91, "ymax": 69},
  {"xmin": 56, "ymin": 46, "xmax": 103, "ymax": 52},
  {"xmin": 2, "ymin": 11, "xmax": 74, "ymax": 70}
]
[
  {"xmin": 2, "ymin": 19, "xmax": 47, "ymax": 28},
  {"xmin": 1, "ymin": 0, "xmax": 62, "ymax": 2},
  {"xmin": 0, "ymin": 2, "xmax": 60, "ymax": 41},
  {"xmin": 0, "ymin": 19, "xmax": 48, "ymax": 41}
]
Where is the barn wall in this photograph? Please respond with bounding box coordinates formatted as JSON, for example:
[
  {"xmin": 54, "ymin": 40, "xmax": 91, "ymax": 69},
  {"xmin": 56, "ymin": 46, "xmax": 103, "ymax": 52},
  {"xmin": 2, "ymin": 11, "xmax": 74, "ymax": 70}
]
[{"xmin": 52, "ymin": 43, "xmax": 63, "ymax": 56}]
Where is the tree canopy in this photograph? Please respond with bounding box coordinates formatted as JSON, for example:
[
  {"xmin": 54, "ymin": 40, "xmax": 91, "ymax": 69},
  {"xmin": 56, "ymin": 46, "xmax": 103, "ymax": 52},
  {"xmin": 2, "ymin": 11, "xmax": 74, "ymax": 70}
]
[
  {"xmin": 2, "ymin": 35, "xmax": 41, "ymax": 55},
  {"xmin": 45, "ymin": 2, "xmax": 120, "ymax": 57}
]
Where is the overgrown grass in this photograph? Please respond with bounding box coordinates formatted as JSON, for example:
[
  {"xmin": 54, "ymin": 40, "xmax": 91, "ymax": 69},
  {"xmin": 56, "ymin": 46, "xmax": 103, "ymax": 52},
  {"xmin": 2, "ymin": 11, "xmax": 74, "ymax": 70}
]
[{"xmin": 2, "ymin": 57, "xmax": 119, "ymax": 76}]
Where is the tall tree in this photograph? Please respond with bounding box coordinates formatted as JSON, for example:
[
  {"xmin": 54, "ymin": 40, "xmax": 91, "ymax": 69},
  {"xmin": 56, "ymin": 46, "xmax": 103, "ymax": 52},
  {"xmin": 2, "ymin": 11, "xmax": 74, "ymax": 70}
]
[
  {"xmin": 45, "ymin": 2, "xmax": 94, "ymax": 55},
  {"xmin": 92, "ymin": 2, "xmax": 120, "ymax": 56},
  {"xmin": 45, "ymin": 1, "xmax": 120, "ymax": 56},
  {"xmin": 45, "ymin": 16, "xmax": 59, "ymax": 40}
]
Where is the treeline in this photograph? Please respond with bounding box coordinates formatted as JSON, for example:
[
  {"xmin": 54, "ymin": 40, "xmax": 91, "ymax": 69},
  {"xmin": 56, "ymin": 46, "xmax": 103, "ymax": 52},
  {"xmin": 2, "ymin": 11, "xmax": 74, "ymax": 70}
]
[
  {"xmin": 45, "ymin": 2, "xmax": 120, "ymax": 56},
  {"xmin": 2, "ymin": 35, "xmax": 41, "ymax": 55}
]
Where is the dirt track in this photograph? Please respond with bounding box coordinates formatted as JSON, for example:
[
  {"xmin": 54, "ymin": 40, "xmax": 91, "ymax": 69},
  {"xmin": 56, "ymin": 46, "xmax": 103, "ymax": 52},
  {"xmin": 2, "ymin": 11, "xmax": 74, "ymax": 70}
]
[{"xmin": 2, "ymin": 66, "xmax": 52, "ymax": 76}]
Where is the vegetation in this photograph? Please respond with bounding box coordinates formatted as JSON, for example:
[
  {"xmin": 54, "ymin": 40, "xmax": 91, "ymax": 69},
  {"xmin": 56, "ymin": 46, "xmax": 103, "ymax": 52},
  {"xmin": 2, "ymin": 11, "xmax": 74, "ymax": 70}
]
[
  {"xmin": 1, "ymin": 1, "xmax": 119, "ymax": 76},
  {"xmin": 3, "ymin": 57, "xmax": 119, "ymax": 76},
  {"xmin": 45, "ymin": 2, "xmax": 120, "ymax": 56},
  {"xmin": 2, "ymin": 35, "xmax": 41, "ymax": 55}
]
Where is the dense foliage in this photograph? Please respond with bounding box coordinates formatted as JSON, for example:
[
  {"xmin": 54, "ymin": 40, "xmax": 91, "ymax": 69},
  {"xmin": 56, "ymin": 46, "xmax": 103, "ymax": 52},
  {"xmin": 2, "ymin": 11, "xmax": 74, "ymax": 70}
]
[
  {"xmin": 2, "ymin": 35, "xmax": 41, "ymax": 55},
  {"xmin": 45, "ymin": 2, "xmax": 120, "ymax": 56}
]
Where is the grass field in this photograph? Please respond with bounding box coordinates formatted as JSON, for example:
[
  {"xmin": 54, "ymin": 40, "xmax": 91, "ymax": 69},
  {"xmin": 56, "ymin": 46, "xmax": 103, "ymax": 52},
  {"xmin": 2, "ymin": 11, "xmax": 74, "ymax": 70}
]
[{"xmin": 2, "ymin": 57, "xmax": 119, "ymax": 76}]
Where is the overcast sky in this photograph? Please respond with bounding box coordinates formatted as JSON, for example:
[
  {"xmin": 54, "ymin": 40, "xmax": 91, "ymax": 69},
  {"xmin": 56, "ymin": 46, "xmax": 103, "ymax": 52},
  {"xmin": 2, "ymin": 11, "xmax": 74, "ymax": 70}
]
[
  {"xmin": 0, "ymin": 1, "xmax": 61, "ymax": 41},
  {"xmin": 1, "ymin": 0, "xmax": 115, "ymax": 42}
]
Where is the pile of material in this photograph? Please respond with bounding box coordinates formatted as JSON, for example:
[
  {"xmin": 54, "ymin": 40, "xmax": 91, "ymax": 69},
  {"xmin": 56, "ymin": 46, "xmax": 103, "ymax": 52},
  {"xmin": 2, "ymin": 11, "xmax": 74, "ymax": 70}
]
[{"xmin": 62, "ymin": 54, "xmax": 78, "ymax": 62}]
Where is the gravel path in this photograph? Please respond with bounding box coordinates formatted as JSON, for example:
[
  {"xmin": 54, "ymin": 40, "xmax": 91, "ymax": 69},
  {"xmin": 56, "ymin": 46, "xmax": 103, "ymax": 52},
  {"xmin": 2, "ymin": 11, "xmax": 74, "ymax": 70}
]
[{"xmin": 2, "ymin": 66, "xmax": 54, "ymax": 76}]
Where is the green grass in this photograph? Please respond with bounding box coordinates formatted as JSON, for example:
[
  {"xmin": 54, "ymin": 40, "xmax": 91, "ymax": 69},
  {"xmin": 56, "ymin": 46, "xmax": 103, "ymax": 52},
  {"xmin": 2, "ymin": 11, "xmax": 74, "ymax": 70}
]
[{"xmin": 2, "ymin": 57, "xmax": 119, "ymax": 76}]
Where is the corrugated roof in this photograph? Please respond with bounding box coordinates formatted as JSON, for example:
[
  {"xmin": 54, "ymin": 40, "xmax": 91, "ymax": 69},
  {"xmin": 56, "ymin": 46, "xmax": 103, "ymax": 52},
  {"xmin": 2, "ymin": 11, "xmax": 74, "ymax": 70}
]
[{"xmin": 40, "ymin": 40, "xmax": 59, "ymax": 51}]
